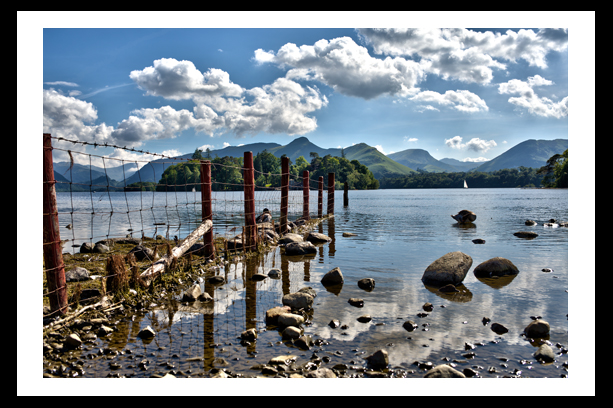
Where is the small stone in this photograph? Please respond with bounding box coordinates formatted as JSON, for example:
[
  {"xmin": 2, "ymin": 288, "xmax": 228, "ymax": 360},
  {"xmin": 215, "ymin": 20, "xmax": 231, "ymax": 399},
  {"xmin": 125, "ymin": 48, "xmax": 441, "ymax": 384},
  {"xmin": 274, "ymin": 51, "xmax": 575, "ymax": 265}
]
[
  {"xmin": 423, "ymin": 364, "xmax": 466, "ymax": 378},
  {"xmin": 514, "ymin": 231, "xmax": 538, "ymax": 239},
  {"xmin": 357, "ymin": 278, "xmax": 375, "ymax": 291},
  {"xmin": 277, "ymin": 313, "xmax": 305, "ymax": 327},
  {"xmin": 422, "ymin": 303, "xmax": 434, "ymax": 312},
  {"xmin": 524, "ymin": 319, "xmax": 550, "ymax": 338},
  {"xmin": 534, "ymin": 344, "xmax": 556, "ymax": 363},
  {"xmin": 328, "ymin": 319, "xmax": 340, "ymax": 328},
  {"xmin": 137, "ymin": 326, "xmax": 156, "ymax": 339},
  {"xmin": 268, "ymin": 268, "xmax": 281, "ymax": 279},
  {"xmin": 357, "ymin": 315, "xmax": 372, "ymax": 323},
  {"xmin": 64, "ymin": 333, "xmax": 82, "ymax": 349},
  {"xmin": 240, "ymin": 328, "xmax": 258, "ymax": 342},
  {"xmin": 490, "ymin": 323, "xmax": 508, "ymax": 335},
  {"xmin": 251, "ymin": 273, "xmax": 268, "ymax": 281},
  {"xmin": 403, "ymin": 320, "xmax": 417, "ymax": 332},
  {"xmin": 281, "ymin": 326, "xmax": 302, "ymax": 340},
  {"xmin": 364, "ymin": 349, "xmax": 389, "ymax": 369},
  {"xmin": 348, "ymin": 298, "xmax": 364, "ymax": 307}
]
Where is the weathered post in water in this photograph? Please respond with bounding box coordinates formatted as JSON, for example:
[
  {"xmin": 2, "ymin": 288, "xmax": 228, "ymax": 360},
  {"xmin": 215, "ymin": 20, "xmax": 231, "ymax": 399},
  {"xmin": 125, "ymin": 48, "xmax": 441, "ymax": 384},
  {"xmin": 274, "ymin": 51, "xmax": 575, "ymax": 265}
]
[
  {"xmin": 243, "ymin": 152, "xmax": 256, "ymax": 251},
  {"xmin": 303, "ymin": 170, "xmax": 310, "ymax": 220},
  {"xmin": 327, "ymin": 172, "xmax": 335, "ymax": 215},
  {"xmin": 344, "ymin": 181, "xmax": 349, "ymax": 207},
  {"xmin": 43, "ymin": 133, "xmax": 67, "ymax": 316},
  {"xmin": 280, "ymin": 156, "xmax": 289, "ymax": 235},
  {"xmin": 200, "ymin": 160, "xmax": 215, "ymax": 261},
  {"xmin": 318, "ymin": 176, "xmax": 324, "ymax": 218}
]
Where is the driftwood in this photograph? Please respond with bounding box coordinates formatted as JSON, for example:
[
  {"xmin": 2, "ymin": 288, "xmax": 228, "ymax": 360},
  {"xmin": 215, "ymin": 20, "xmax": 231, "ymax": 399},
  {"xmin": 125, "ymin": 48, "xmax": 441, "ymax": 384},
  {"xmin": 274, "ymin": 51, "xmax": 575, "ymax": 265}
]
[{"xmin": 140, "ymin": 220, "xmax": 213, "ymax": 286}]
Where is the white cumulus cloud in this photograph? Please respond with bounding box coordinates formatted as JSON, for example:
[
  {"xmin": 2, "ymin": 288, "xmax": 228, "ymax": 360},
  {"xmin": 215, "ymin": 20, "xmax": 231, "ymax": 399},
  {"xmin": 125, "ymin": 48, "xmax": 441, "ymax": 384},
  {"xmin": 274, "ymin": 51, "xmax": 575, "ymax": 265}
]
[
  {"xmin": 445, "ymin": 135, "xmax": 497, "ymax": 153},
  {"xmin": 410, "ymin": 89, "xmax": 488, "ymax": 113},
  {"xmin": 498, "ymin": 75, "xmax": 568, "ymax": 118}
]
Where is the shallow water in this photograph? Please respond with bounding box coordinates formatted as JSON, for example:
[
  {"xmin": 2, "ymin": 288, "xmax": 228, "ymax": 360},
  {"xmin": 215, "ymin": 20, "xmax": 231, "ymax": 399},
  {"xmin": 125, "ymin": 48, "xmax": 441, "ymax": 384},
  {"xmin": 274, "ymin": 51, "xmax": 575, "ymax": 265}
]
[{"xmin": 51, "ymin": 188, "xmax": 569, "ymax": 379}]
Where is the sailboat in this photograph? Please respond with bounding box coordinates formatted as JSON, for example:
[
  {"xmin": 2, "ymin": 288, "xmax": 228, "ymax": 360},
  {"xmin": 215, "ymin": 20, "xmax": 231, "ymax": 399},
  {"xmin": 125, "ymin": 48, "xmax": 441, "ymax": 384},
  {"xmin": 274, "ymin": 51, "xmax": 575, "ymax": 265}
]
[{"xmin": 463, "ymin": 180, "xmax": 468, "ymax": 189}]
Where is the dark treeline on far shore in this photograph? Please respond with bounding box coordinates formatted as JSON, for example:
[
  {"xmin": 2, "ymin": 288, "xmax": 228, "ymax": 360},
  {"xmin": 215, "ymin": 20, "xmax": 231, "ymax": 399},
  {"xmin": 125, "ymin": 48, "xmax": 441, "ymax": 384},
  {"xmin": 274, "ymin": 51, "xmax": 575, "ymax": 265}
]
[{"xmin": 378, "ymin": 166, "xmax": 545, "ymax": 189}]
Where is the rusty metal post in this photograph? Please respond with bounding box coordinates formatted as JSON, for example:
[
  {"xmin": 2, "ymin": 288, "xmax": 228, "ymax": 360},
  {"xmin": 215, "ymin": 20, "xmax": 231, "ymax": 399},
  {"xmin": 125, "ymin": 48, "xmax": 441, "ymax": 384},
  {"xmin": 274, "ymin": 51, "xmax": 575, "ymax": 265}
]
[
  {"xmin": 318, "ymin": 176, "xmax": 323, "ymax": 218},
  {"xmin": 302, "ymin": 170, "xmax": 310, "ymax": 220},
  {"xmin": 243, "ymin": 152, "xmax": 256, "ymax": 251},
  {"xmin": 43, "ymin": 134, "xmax": 67, "ymax": 315},
  {"xmin": 327, "ymin": 172, "xmax": 335, "ymax": 215},
  {"xmin": 280, "ymin": 156, "xmax": 289, "ymax": 235},
  {"xmin": 200, "ymin": 160, "xmax": 214, "ymax": 261}
]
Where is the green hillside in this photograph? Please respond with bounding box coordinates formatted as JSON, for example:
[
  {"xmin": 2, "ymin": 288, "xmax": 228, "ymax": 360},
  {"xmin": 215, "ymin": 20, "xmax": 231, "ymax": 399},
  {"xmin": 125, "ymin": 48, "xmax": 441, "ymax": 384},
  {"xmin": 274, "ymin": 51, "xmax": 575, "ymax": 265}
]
[{"xmin": 343, "ymin": 143, "xmax": 415, "ymax": 179}]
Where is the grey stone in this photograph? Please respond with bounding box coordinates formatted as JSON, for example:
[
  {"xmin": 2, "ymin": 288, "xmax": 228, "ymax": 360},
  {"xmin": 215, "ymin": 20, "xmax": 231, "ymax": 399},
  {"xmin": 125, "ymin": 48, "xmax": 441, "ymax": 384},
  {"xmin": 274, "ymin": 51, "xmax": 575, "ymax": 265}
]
[
  {"xmin": 306, "ymin": 232, "xmax": 331, "ymax": 243},
  {"xmin": 182, "ymin": 284, "xmax": 202, "ymax": 302},
  {"xmin": 284, "ymin": 241, "xmax": 317, "ymax": 256},
  {"xmin": 524, "ymin": 319, "xmax": 550, "ymax": 338},
  {"xmin": 277, "ymin": 313, "xmax": 305, "ymax": 327},
  {"xmin": 282, "ymin": 292, "xmax": 314, "ymax": 310},
  {"xmin": 423, "ymin": 364, "xmax": 466, "ymax": 378},
  {"xmin": 364, "ymin": 349, "xmax": 389, "ymax": 369},
  {"xmin": 514, "ymin": 231, "xmax": 539, "ymax": 239},
  {"xmin": 534, "ymin": 344, "xmax": 556, "ymax": 363},
  {"xmin": 357, "ymin": 278, "xmax": 375, "ymax": 291},
  {"xmin": 137, "ymin": 326, "xmax": 155, "ymax": 339},
  {"xmin": 473, "ymin": 257, "xmax": 519, "ymax": 278},
  {"xmin": 421, "ymin": 252, "xmax": 472, "ymax": 286},
  {"xmin": 321, "ymin": 267, "xmax": 344, "ymax": 285},
  {"xmin": 65, "ymin": 266, "xmax": 91, "ymax": 282}
]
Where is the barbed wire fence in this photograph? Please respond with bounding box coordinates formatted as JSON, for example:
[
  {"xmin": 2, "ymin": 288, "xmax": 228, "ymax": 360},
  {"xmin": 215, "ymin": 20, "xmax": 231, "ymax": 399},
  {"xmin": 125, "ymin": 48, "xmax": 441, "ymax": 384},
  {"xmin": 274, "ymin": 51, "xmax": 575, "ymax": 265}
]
[{"xmin": 43, "ymin": 133, "xmax": 336, "ymax": 319}]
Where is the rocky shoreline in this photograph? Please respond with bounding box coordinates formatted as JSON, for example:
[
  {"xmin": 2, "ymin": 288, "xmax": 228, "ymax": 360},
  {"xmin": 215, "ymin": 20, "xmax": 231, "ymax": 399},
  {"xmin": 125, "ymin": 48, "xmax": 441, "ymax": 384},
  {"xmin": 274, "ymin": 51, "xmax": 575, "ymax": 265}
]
[{"xmin": 43, "ymin": 213, "xmax": 569, "ymax": 379}]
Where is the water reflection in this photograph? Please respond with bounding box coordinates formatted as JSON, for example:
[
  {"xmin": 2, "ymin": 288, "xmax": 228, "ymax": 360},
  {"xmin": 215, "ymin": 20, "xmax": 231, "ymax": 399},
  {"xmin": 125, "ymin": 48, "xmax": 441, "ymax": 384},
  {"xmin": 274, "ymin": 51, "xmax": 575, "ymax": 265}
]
[{"xmin": 58, "ymin": 188, "xmax": 568, "ymax": 378}]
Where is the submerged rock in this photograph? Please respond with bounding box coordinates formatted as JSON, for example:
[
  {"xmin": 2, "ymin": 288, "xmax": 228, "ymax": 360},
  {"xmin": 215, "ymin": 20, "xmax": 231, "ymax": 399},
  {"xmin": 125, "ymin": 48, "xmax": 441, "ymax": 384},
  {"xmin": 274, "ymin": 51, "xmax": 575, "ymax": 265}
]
[
  {"xmin": 137, "ymin": 326, "xmax": 156, "ymax": 339},
  {"xmin": 421, "ymin": 252, "xmax": 473, "ymax": 286},
  {"xmin": 514, "ymin": 231, "xmax": 539, "ymax": 239}
]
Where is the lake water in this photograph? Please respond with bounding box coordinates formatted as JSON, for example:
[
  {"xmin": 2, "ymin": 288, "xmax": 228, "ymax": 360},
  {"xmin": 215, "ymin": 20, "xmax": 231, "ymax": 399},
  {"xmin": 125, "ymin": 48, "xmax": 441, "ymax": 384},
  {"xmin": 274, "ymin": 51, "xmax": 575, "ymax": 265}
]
[{"xmin": 52, "ymin": 188, "xmax": 569, "ymax": 381}]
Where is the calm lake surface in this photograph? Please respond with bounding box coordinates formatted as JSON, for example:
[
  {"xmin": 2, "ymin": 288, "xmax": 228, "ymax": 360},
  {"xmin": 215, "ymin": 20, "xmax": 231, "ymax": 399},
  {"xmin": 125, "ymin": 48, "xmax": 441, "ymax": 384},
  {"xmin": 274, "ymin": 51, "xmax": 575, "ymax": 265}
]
[{"xmin": 53, "ymin": 188, "xmax": 569, "ymax": 380}]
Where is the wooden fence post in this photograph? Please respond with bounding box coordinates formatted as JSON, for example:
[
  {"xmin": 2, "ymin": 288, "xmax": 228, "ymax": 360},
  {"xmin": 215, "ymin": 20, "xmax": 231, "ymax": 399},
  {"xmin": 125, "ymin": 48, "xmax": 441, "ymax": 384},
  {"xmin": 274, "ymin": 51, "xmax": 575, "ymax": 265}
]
[
  {"xmin": 280, "ymin": 156, "xmax": 289, "ymax": 235},
  {"xmin": 43, "ymin": 133, "xmax": 67, "ymax": 316},
  {"xmin": 318, "ymin": 176, "xmax": 323, "ymax": 218},
  {"xmin": 200, "ymin": 160, "xmax": 214, "ymax": 260},
  {"xmin": 243, "ymin": 152, "xmax": 256, "ymax": 251},
  {"xmin": 327, "ymin": 172, "xmax": 335, "ymax": 215},
  {"xmin": 302, "ymin": 170, "xmax": 310, "ymax": 220},
  {"xmin": 344, "ymin": 181, "xmax": 349, "ymax": 207}
]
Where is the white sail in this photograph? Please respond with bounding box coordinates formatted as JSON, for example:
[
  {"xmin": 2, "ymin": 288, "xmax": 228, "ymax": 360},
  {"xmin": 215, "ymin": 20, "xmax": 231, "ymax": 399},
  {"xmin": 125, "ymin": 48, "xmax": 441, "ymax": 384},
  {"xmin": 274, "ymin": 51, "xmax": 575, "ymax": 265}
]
[{"xmin": 464, "ymin": 180, "xmax": 468, "ymax": 188}]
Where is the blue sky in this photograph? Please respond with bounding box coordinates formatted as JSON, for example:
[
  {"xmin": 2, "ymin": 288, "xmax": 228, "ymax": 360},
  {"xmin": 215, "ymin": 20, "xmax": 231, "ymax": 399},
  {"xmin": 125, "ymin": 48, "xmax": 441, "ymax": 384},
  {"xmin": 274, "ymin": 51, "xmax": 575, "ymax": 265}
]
[{"xmin": 30, "ymin": 12, "xmax": 593, "ymax": 169}]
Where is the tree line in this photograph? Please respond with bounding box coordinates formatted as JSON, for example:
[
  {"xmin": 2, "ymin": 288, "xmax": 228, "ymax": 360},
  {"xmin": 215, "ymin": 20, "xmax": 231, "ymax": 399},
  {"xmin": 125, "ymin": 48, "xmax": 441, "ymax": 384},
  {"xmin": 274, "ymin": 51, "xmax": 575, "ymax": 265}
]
[
  {"xmin": 379, "ymin": 166, "xmax": 545, "ymax": 189},
  {"xmin": 148, "ymin": 148, "xmax": 379, "ymax": 192}
]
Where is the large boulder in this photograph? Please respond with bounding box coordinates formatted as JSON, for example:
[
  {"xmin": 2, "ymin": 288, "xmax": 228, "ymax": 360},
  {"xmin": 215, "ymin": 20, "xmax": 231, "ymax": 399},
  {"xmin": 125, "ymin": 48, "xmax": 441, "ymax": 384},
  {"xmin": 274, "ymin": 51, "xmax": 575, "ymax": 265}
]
[
  {"xmin": 284, "ymin": 241, "xmax": 317, "ymax": 256},
  {"xmin": 473, "ymin": 257, "xmax": 519, "ymax": 278},
  {"xmin": 266, "ymin": 306, "xmax": 292, "ymax": 325},
  {"xmin": 282, "ymin": 292, "xmax": 314, "ymax": 310},
  {"xmin": 421, "ymin": 252, "xmax": 472, "ymax": 287},
  {"xmin": 321, "ymin": 267, "xmax": 344, "ymax": 286}
]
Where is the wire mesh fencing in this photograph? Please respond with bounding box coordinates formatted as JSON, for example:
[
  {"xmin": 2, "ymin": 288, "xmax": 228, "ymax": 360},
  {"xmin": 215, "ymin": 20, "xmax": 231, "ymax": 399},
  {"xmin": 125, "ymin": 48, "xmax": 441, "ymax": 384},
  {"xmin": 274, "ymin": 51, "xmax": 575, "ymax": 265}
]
[{"xmin": 42, "ymin": 133, "xmax": 335, "ymax": 319}]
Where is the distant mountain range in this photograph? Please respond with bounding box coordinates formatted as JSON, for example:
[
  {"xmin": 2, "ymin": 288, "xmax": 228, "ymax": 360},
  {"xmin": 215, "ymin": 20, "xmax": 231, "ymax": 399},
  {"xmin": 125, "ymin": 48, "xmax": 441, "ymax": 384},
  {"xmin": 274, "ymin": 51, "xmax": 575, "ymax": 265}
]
[{"xmin": 52, "ymin": 137, "xmax": 567, "ymax": 186}]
